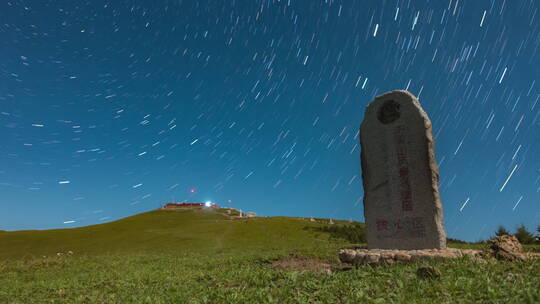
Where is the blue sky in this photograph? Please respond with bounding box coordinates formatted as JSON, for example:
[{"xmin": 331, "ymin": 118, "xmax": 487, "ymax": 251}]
[{"xmin": 1, "ymin": 0, "xmax": 539, "ymax": 242}]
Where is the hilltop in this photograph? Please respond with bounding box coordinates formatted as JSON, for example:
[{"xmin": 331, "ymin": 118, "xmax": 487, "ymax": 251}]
[{"xmin": 0, "ymin": 207, "xmax": 355, "ymax": 260}]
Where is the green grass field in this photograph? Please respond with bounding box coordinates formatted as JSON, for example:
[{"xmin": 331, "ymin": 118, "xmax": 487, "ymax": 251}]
[{"xmin": 1, "ymin": 208, "xmax": 539, "ymax": 303}]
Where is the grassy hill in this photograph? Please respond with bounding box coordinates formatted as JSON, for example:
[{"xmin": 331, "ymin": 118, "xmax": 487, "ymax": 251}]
[
  {"xmin": 1, "ymin": 208, "xmax": 538, "ymax": 304},
  {"xmin": 0, "ymin": 208, "xmax": 352, "ymax": 260}
]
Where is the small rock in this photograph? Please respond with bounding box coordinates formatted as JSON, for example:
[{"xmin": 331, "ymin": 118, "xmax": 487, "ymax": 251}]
[
  {"xmin": 365, "ymin": 253, "xmax": 380, "ymax": 264},
  {"xmin": 338, "ymin": 249, "xmax": 355, "ymax": 263},
  {"xmin": 353, "ymin": 253, "xmax": 366, "ymax": 265},
  {"xmin": 416, "ymin": 266, "xmax": 441, "ymax": 279},
  {"xmin": 380, "ymin": 252, "xmax": 395, "ymax": 264},
  {"xmin": 380, "ymin": 252, "xmax": 395, "ymax": 260},
  {"xmin": 488, "ymin": 235, "xmax": 525, "ymax": 261},
  {"xmin": 394, "ymin": 253, "xmax": 412, "ymax": 263}
]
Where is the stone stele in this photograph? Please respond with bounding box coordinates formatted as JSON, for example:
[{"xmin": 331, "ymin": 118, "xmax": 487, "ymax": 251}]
[{"xmin": 360, "ymin": 90, "xmax": 446, "ymax": 250}]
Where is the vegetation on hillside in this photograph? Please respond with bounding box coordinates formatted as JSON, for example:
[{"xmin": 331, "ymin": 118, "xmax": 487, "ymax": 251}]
[
  {"xmin": 495, "ymin": 225, "xmax": 511, "ymax": 237},
  {"xmin": 491, "ymin": 224, "xmax": 539, "ymax": 244},
  {"xmin": 306, "ymin": 222, "xmax": 367, "ymax": 244},
  {"xmin": 514, "ymin": 224, "xmax": 536, "ymax": 244}
]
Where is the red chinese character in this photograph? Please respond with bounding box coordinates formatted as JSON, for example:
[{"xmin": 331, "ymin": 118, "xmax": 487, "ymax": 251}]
[
  {"xmin": 394, "ymin": 219, "xmax": 403, "ymax": 230},
  {"xmin": 400, "ymin": 176, "xmax": 410, "ymax": 191},
  {"xmin": 401, "ymin": 188, "xmax": 412, "ymax": 199},
  {"xmin": 376, "ymin": 219, "xmax": 388, "ymax": 231},
  {"xmin": 402, "ymin": 199, "xmax": 413, "ymax": 211},
  {"xmin": 401, "ymin": 185, "xmax": 413, "ymax": 211},
  {"xmin": 399, "ymin": 167, "xmax": 409, "ymax": 178}
]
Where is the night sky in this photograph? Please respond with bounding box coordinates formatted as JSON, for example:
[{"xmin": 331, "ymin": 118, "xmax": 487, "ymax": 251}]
[{"xmin": 1, "ymin": 0, "xmax": 539, "ymax": 242}]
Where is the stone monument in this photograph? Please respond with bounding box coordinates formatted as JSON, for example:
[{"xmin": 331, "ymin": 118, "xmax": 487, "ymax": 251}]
[
  {"xmin": 339, "ymin": 90, "xmax": 538, "ymax": 264},
  {"xmin": 359, "ymin": 90, "xmax": 446, "ymax": 250}
]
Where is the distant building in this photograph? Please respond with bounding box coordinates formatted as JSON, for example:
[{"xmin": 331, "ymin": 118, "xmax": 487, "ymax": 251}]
[
  {"xmin": 162, "ymin": 202, "xmax": 218, "ymax": 209},
  {"xmin": 245, "ymin": 212, "xmax": 257, "ymax": 218}
]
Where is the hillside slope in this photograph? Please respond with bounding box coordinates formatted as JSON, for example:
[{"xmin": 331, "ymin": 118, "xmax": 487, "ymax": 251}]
[
  {"xmin": 0, "ymin": 208, "xmax": 355, "ymax": 260},
  {"xmin": 2, "ymin": 209, "xmax": 538, "ymax": 304}
]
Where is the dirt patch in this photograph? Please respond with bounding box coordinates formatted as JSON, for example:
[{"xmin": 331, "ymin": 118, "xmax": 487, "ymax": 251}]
[{"xmin": 269, "ymin": 254, "xmax": 340, "ymax": 274}]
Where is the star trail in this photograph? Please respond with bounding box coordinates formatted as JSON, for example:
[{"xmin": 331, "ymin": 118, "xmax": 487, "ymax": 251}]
[{"xmin": 1, "ymin": 0, "xmax": 539, "ymax": 242}]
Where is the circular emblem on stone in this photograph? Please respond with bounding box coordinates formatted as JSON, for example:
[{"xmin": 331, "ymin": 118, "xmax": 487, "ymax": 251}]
[{"xmin": 377, "ymin": 100, "xmax": 400, "ymax": 124}]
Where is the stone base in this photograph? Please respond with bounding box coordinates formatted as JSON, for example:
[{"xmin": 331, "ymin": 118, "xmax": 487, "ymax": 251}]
[{"xmin": 338, "ymin": 248, "xmax": 485, "ymax": 265}]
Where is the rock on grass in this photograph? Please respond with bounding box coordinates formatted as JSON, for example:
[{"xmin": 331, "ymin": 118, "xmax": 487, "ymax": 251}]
[{"xmin": 416, "ymin": 266, "xmax": 441, "ymax": 279}]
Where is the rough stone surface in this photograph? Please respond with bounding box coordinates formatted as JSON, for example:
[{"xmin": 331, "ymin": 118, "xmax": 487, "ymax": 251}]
[
  {"xmin": 338, "ymin": 248, "xmax": 484, "ymax": 265},
  {"xmin": 487, "ymin": 235, "xmax": 526, "ymax": 261},
  {"xmin": 339, "ymin": 245, "xmax": 540, "ymax": 266},
  {"xmin": 360, "ymin": 90, "xmax": 446, "ymax": 250}
]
